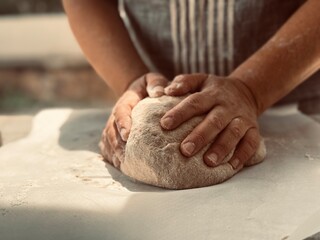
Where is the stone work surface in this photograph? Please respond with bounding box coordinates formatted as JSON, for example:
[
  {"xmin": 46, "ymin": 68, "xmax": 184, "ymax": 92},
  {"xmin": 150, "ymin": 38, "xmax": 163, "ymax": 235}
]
[{"xmin": 0, "ymin": 107, "xmax": 320, "ymax": 239}]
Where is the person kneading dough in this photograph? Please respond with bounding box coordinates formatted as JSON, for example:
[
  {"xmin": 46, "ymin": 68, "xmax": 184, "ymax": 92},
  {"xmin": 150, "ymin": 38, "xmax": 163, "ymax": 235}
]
[{"xmin": 63, "ymin": 0, "xmax": 320, "ymax": 188}]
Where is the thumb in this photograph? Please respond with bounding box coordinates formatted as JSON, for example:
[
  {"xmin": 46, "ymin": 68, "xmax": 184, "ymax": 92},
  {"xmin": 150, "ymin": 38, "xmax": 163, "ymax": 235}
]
[
  {"xmin": 164, "ymin": 74, "xmax": 207, "ymax": 96},
  {"xmin": 145, "ymin": 73, "xmax": 169, "ymax": 98}
]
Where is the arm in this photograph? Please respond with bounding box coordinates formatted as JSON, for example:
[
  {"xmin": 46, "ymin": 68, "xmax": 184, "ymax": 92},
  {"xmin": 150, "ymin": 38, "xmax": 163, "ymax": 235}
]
[
  {"xmin": 63, "ymin": 0, "xmax": 169, "ymax": 168},
  {"xmin": 231, "ymin": 0, "xmax": 320, "ymax": 114},
  {"xmin": 162, "ymin": 0, "xmax": 320, "ymax": 169},
  {"xmin": 62, "ymin": 0, "xmax": 148, "ymax": 96}
]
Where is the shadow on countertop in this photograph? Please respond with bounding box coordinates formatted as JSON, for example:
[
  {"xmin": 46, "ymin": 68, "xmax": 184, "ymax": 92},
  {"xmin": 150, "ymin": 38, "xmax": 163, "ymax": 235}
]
[
  {"xmin": 58, "ymin": 109, "xmax": 109, "ymax": 154},
  {"xmin": 57, "ymin": 108, "xmax": 166, "ymax": 192}
]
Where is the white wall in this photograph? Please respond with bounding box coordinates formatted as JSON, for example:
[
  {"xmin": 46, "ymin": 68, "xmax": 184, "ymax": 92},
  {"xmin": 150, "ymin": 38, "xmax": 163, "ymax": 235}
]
[{"xmin": 0, "ymin": 14, "xmax": 86, "ymax": 67}]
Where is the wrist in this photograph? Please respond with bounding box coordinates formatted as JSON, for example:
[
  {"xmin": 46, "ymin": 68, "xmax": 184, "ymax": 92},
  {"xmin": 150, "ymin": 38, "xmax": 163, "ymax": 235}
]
[
  {"xmin": 230, "ymin": 73, "xmax": 264, "ymax": 116},
  {"xmin": 116, "ymin": 68, "xmax": 149, "ymax": 96}
]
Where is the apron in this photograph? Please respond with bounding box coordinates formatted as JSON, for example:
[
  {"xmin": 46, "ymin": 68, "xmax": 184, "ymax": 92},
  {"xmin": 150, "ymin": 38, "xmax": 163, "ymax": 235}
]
[{"xmin": 119, "ymin": 0, "xmax": 320, "ymax": 104}]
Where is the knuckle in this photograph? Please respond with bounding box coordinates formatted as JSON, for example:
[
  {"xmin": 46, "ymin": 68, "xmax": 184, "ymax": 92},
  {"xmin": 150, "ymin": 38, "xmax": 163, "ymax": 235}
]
[
  {"xmin": 113, "ymin": 108, "xmax": 121, "ymax": 118},
  {"xmin": 107, "ymin": 131, "xmax": 117, "ymax": 147},
  {"xmin": 116, "ymin": 121, "xmax": 124, "ymax": 129},
  {"xmin": 246, "ymin": 138, "xmax": 259, "ymax": 151},
  {"xmin": 213, "ymin": 142, "xmax": 229, "ymax": 155},
  {"xmin": 115, "ymin": 143, "xmax": 123, "ymax": 152},
  {"xmin": 181, "ymin": 81, "xmax": 192, "ymax": 90},
  {"xmin": 229, "ymin": 126, "xmax": 242, "ymax": 139},
  {"xmin": 168, "ymin": 108, "xmax": 184, "ymax": 124},
  {"xmin": 114, "ymin": 110, "xmax": 131, "ymax": 123},
  {"xmin": 232, "ymin": 117, "xmax": 243, "ymax": 125},
  {"xmin": 190, "ymin": 132, "xmax": 207, "ymax": 146},
  {"xmin": 246, "ymin": 129, "xmax": 260, "ymax": 150},
  {"xmin": 173, "ymin": 74, "xmax": 186, "ymax": 83},
  {"xmin": 111, "ymin": 138, "xmax": 119, "ymax": 149},
  {"xmin": 186, "ymin": 94, "xmax": 202, "ymax": 111},
  {"xmin": 116, "ymin": 118, "xmax": 129, "ymax": 129},
  {"xmin": 237, "ymin": 140, "xmax": 258, "ymax": 162},
  {"xmin": 207, "ymin": 115, "xmax": 224, "ymax": 131},
  {"xmin": 238, "ymin": 148, "xmax": 252, "ymax": 162},
  {"xmin": 106, "ymin": 128, "xmax": 113, "ymax": 139}
]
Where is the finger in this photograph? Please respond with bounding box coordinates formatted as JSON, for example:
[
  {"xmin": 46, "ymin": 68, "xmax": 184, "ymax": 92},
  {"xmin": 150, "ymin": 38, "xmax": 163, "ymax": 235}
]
[
  {"xmin": 113, "ymin": 103, "xmax": 132, "ymax": 141},
  {"xmin": 160, "ymin": 92, "xmax": 214, "ymax": 130},
  {"xmin": 99, "ymin": 126, "xmax": 113, "ymax": 161},
  {"xmin": 113, "ymin": 91, "xmax": 142, "ymax": 141},
  {"xmin": 112, "ymin": 121, "xmax": 126, "ymax": 161},
  {"xmin": 204, "ymin": 118, "xmax": 247, "ymax": 167},
  {"xmin": 179, "ymin": 107, "xmax": 231, "ymax": 157},
  {"xmin": 99, "ymin": 117, "xmax": 121, "ymax": 168},
  {"xmin": 146, "ymin": 73, "xmax": 169, "ymax": 98},
  {"xmin": 102, "ymin": 136, "xmax": 120, "ymax": 169},
  {"xmin": 106, "ymin": 116, "xmax": 125, "ymax": 163},
  {"xmin": 115, "ymin": 75, "xmax": 149, "ymax": 140},
  {"xmin": 164, "ymin": 74, "xmax": 208, "ymax": 96},
  {"xmin": 229, "ymin": 128, "xmax": 260, "ymax": 170}
]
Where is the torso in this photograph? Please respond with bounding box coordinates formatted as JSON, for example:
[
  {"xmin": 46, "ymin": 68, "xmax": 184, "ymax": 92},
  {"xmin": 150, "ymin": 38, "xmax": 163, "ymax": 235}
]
[{"xmin": 120, "ymin": 0, "xmax": 306, "ymax": 78}]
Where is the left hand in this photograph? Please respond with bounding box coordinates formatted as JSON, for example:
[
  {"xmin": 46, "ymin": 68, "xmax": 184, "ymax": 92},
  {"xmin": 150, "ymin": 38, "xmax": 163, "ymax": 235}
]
[
  {"xmin": 161, "ymin": 74, "xmax": 261, "ymax": 170},
  {"xmin": 100, "ymin": 72, "xmax": 169, "ymax": 169}
]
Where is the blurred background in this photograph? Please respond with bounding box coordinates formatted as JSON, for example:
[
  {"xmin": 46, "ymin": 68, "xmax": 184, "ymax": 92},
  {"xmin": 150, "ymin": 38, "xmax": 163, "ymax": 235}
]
[{"xmin": 0, "ymin": 0, "xmax": 116, "ymax": 145}]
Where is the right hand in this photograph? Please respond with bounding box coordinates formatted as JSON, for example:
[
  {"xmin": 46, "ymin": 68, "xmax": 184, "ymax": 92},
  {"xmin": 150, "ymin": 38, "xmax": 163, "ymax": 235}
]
[{"xmin": 99, "ymin": 72, "xmax": 169, "ymax": 169}]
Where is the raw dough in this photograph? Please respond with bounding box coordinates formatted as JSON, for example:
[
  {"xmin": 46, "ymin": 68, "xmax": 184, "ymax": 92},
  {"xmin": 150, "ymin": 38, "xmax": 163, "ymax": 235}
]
[{"xmin": 120, "ymin": 96, "xmax": 266, "ymax": 189}]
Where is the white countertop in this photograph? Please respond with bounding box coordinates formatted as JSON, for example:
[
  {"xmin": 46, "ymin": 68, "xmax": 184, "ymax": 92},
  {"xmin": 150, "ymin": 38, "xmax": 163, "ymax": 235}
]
[{"xmin": 0, "ymin": 106, "xmax": 319, "ymax": 240}]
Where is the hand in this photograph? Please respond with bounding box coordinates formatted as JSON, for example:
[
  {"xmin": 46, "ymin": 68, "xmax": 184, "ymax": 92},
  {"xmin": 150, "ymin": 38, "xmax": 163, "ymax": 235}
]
[
  {"xmin": 161, "ymin": 74, "xmax": 261, "ymax": 170},
  {"xmin": 100, "ymin": 72, "xmax": 169, "ymax": 168}
]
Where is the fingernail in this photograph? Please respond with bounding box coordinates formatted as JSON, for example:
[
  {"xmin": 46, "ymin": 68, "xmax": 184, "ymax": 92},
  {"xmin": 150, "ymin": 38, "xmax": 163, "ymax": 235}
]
[
  {"xmin": 164, "ymin": 86, "xmax": 174, "ymax": 95},
  {"xmin": 171, "ymin": 83, "xmax": 182, "ymax": 89},
  {"xmin": 207, "ymin": 153, "xmax": 218, "ymax": 166},
  {"xmin": 161, "ymin": 116, "xmax": 174, "ymax": 129},
  {"xmin": 149, "ymin": 86, "xmax": 164, "ymax": 97},
  {"xmin": 182, "ymin": 142, "xmax": 195, "ymax": 156},
  {"xmin": 120, "ymin": 128, "xmax": 128, "ymax": 141},
  {"xmin": 230, "ymin": 158, "xmax": 240, "ymax": 169},
  {"xmin": 164, "ymin": 83, "xmax": 181, "ymax": 95},
  {"xmin": 174, "ymin": 75, "xmax": 184, "ymax": 81}
]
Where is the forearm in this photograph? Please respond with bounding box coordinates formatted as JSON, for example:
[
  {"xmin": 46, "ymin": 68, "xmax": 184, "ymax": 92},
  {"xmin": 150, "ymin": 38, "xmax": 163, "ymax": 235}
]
[
  {"xmin": 230, "ymin": 0, "xmax": 320, "ymax": 114},
  {"xmin": 63, "ymin": 0, "xmax": 148, "ymax": 96}
]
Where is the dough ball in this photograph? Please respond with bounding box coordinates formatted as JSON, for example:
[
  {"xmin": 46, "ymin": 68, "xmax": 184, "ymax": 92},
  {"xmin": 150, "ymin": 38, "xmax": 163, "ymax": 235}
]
[{"xmin": 119, "ymin": 96, "xmax": 266, "ymax": 189}]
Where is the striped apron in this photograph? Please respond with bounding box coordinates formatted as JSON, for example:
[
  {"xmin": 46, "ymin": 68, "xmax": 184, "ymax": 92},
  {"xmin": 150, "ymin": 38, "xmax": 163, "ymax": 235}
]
[{"xmin": 119, "ymin": 0, "xmax": 320, "ymax": 104}]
